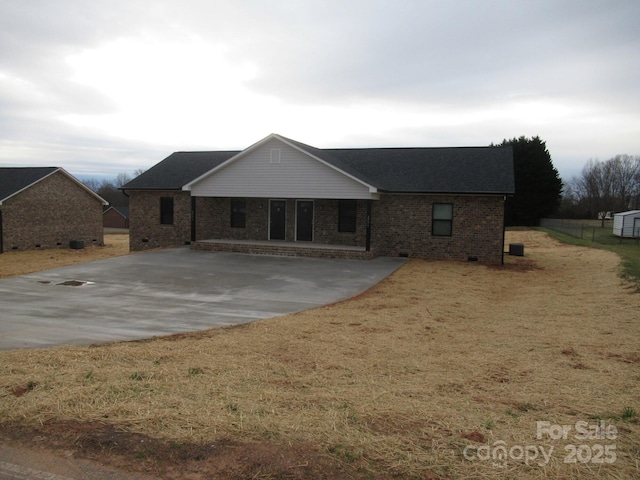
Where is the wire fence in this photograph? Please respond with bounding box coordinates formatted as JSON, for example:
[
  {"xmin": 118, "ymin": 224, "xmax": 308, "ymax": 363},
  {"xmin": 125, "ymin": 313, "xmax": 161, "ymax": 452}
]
[{"xmin": 539, "ymin": 218, "xmax": 640, "ymax": 245}]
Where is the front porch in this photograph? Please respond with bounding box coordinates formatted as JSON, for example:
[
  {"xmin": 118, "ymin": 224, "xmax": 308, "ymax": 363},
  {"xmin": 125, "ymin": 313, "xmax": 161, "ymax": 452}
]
[{"xmin": 192, "ymin": 238, "xmax": 375, "ymax": 260}]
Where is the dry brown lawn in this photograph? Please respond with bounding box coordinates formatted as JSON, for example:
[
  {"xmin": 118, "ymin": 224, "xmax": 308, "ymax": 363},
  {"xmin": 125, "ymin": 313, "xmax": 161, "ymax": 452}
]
[
  {"xmin": 0, "ymin": 233, "xmax": 129, "ymax": 278},
  {"xmin": 0, "ymin": 230, "xmax": 638, "ymax": 479}
]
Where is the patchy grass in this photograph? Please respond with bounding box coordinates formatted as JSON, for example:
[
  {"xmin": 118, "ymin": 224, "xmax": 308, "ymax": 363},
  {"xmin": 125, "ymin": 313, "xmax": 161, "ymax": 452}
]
[
  {"xmin": 0, "ymin": 232, "xmax": 130, "ymax": 278},
  {"xmin": 0, "ymin": 230, "xmax": 639, "ymax": 479},
  {"xmin": 538, "ymin": 226, "xmax": 640, "ymax": 289}
]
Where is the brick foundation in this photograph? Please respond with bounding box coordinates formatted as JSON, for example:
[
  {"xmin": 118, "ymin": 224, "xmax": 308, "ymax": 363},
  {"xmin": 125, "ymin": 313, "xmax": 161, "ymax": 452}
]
[{"xmin": 193, "ymin": 240, "xmax": 373, "ymax": 260}]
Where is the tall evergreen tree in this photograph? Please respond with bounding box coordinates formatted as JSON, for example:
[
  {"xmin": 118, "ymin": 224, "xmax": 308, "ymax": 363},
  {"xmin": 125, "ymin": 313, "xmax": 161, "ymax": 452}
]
[{"xmin": 497, "ymin": 136, "xmax": 563, "ymax": 226}]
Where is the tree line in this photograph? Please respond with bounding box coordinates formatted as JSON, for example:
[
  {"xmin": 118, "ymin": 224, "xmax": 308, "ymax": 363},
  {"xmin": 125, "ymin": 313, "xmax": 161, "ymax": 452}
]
[
  {"xmin": 560, "ymin": 155, "xmax": 640, "ymax": 220},
  {"xmin": 488, "ymin": 137, "xmax": 638, "ymax": 224},
  {"xmin": 83, "ymin": 171, "xmax": 144, "ymax": 207},
  {"xmin": 79, "ymin": 144, "xmax": 638, "ymax": 225},
  {"xmin": 497, "ymin": 136, "xmax": 563, "ymax": 226}
]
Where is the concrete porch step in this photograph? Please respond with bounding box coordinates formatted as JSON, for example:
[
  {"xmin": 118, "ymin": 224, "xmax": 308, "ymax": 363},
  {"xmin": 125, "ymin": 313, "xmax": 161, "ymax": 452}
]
[{"xmin": 192, "ymin": 239, "xmax": 374, "ymax": 260}]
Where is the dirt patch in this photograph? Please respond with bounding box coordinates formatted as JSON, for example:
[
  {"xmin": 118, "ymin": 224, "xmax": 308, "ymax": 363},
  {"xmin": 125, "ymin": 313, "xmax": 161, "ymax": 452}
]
[
  {"xmin": 8, "ymin": 382, "xmax": 37, "ymax": 398},
  {"xmin": 0, "ymin": 230, "xmax": 639, "ymax": 479},
  {"xmin": 1, "ymin": 421, "xmax": 360, "ymax": 480},
  {"xmin": 462, "ymin": 431, "xmax": 487, "ymax": 443}
]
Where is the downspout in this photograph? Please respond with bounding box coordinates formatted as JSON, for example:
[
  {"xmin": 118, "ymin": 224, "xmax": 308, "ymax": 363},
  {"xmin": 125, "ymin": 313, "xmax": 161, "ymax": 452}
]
[
  {"xmin": 365, "ymin": 200, "xmax": 372, "ymax": 252},
  {"xmin": 501, "ymin": 195, "xmax": 507, "ymax": 265}
]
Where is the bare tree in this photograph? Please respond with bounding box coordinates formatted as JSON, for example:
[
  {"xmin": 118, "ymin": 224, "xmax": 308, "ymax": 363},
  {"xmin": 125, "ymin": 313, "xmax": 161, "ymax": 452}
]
[
  {"xmin": 82, "ymin": 172, "xmax": 137, "ymax": 207},
  {"xmin": 81, "ymin": 178, "xmax": 102, "ymax": 193},
  {"xmin": 114, "ymin": 172, "xmax": 132, "ymax": 188},
  {"xmin": 573, "ymin": 155, "xmax": 640, "ymax": 224},
  {"xmin": 611, "ymin": 154, "xmax": 640, "ymax": 210}
]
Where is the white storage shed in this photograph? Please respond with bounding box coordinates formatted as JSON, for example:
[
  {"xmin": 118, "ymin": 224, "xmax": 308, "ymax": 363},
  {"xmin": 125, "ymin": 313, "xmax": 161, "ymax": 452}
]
[{"xmin": 612, "ymin": 210, "xmax": 640, "ymax": 238}]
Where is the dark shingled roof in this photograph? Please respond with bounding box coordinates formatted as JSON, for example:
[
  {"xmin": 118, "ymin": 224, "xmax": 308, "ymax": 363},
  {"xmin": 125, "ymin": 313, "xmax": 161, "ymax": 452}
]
[
  {"xmin": 104, "ymin": 206, "xmax": 129, "ymax": 217},
  {"xmin": 123, "ymin": 151, "xmax": 240, "ymax": 190},
  {"xmin": 123, "ymin": 137, "xmax": 514, "ymax": 195},
  {"xmin": 283, "ymin": 135, "xmax": 514, "ymax": 194},
  {"xmin": 0, "ymin": 167, "xmax": 58, "ymax": 203},
  {"xmin": 323, "ymin": 147, "xmax": 514, "ymax": 194}
]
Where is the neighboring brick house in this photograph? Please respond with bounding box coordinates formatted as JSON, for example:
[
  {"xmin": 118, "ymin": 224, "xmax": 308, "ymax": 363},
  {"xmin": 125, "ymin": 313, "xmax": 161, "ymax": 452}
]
[
  {"xmin": 103, "ymin": 206, "xmax": 129, "ymax": 229},
  {"xmin": 0, "ymin": 167, "xmax": 108, "ymax": 252},
  {"xmin": 122, "ymin": 134, "xmax": 514, "ymax": 263}
]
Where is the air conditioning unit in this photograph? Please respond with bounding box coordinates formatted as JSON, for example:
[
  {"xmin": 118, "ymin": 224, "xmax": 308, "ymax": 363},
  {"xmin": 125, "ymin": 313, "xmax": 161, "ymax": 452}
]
[{"xmin": 508, "ymin": 243, "xmax": 524, "ymax": 256}]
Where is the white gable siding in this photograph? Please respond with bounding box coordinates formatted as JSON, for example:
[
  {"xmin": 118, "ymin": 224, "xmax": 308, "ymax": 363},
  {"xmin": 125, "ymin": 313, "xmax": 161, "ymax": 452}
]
[{"xmin": 188, "ymin": 139, "xmax": 373, "ymax": 199}]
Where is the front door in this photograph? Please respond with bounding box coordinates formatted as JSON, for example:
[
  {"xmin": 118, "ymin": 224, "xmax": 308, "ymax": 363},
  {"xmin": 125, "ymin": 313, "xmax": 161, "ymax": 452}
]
[
  {"xmin": 269, "ymin": 200, "xmax": 286, "ymax": 240},
  {"xmin": 296, "ymin": 200, "xmax": 313, "ymax": 241}
]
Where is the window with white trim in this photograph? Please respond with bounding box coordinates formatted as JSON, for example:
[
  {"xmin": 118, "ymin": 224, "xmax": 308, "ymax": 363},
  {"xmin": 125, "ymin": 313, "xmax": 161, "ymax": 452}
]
[{"xmin": 432, "ymin": 203, "xmax": 453, "ymax": 236}]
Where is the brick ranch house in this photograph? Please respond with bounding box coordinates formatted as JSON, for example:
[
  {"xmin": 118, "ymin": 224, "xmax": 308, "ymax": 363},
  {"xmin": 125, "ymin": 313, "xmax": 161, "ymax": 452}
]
[
  {"xmin": 0, "ymin": 167, "xmax": 108, "ymax": 253},
  {"xmin": 122, "ymin": 134, "xmax": 514, "ymax": 264},
  {"xmin": 103, "ymin": 206, "xmax": 130, "ymax": 229}
]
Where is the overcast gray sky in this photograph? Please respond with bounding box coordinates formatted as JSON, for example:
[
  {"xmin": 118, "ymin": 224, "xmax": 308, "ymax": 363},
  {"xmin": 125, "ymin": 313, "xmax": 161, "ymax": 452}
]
[{"xmin": 1, "ymin": 0, "xmax": 638, "ymax": 181}]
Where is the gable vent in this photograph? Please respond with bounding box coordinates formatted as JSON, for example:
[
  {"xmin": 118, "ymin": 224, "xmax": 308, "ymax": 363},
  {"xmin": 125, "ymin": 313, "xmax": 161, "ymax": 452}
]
[{"xmin": 270, "ymin": 149, "xmax": 281, "ymax": 164}]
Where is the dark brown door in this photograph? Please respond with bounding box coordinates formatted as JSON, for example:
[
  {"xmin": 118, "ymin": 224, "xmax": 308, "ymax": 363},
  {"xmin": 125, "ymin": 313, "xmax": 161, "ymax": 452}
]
[
  {"xmin": 296, "ymin": 200, "xmax": 313, "ymax": 241},
  {"xmin": 269, "ymin": 200, "xmax": 286, "ymax": 240}
]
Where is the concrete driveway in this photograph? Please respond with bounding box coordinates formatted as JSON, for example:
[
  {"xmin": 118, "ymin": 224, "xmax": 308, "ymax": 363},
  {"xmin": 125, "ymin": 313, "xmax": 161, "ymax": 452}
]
[{"xmin": 0, "ymin": 248, "xmax": 406, "ymax": 350}]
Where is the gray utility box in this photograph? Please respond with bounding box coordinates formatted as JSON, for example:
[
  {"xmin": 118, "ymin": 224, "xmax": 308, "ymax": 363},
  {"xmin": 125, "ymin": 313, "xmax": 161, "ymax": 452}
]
[
  {"xmin": 69, "ymin": 239, "xmax": 84, "ymax": 250},
  {"xmin": 508, "ymin": 243, "xmax": 524, "ymax": 256}
]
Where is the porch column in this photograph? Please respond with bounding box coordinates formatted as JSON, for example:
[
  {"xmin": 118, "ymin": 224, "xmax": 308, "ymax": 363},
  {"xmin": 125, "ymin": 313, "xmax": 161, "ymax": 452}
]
[
  {"xmin": 190, "ymin": 196, "xmax": 196, "ymax": 242},
  {"xmin": 365, "ymin": 200, "xmax": 372, "ymax": 252}
]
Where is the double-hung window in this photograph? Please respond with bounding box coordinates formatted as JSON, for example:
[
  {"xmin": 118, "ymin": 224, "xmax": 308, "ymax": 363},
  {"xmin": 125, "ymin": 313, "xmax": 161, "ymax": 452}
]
[
  {"xmin": 338, "ymin": 200, "xmax": 357, "ymax": 232},
  {"xmin": 230, "ymin": 198, "xmax": 246, "ymax": 228},
  {"xmin": 160, "ymin": 197, "xmax": 174, "ymax": 225},
  {"xmin": 432, "ymin": 203, "xmax": 453, "ymax": 236}
]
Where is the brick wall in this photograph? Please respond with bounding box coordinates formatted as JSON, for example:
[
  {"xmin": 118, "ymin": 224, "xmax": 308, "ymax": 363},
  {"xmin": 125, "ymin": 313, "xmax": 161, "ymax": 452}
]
[
  {"xmin": 103, "ymin": 208, "xmax": 129, "ymax": 229},
  {"xmin": 196, "ymin": 197, "xmax": 269, "ymax": 241},
  {"xmin": 129, "ymin": 190, "xmax": 192, "ymax": 251},
  {"xmin": 194, "ymin": 198, "xmax": 366, "ymax": 246},
  {"xmin": 371, "ymin": 194, "xmax": 505, "ymax": 263},
  {"xmin": 129, "ymin": 192, "xmax": 505, "ymax": 263},
  {"xmin": 0, "ymin": 170, "xmax": 104, "ymax": 252},
  {"xmin": 313, "ymin": 199, "xmax": 367, "ymax": 247}
]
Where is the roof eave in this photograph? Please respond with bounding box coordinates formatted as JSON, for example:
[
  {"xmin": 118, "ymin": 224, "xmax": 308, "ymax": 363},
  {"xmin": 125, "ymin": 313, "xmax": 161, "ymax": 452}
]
[
  {"xmin": 59, "ymin": 168, "xmax": 110, "ymax": 205},
  {"xmin": 275, "ymin": 134, "xmax": 378, "ymax": 193},
  {"xmin": 120, "ymin": 187, "xmax": 183, "ymax": 191},
  {"xmin": 377, "ymin": 190, "xmax": 514, "ymax": 195},
  {"xmin": 182, "ymin": 135, "xmax": 280, "ymax": 191},
  {"xmin": 1, "ymin": 167, "xmax": 109, "ymax": 206},
  {"xmin": 182, "ymin": 133, "xmax": 380, "ymax": 194},
  {"xmin": 0, "ymin": 168, "xmax": 58, "ymax": 205}
]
